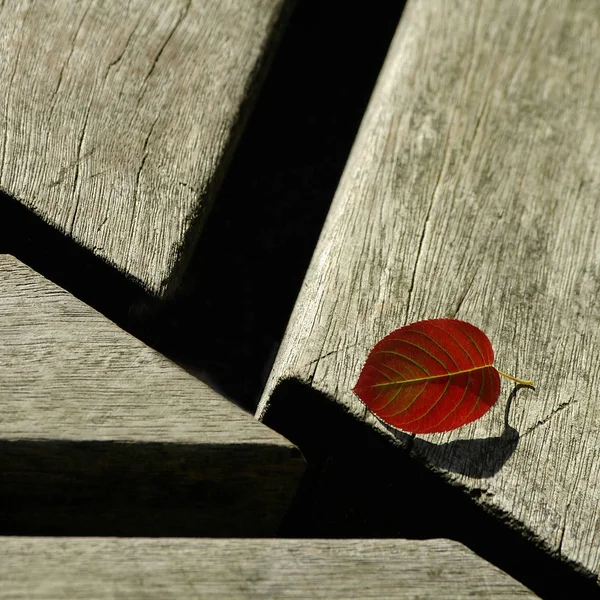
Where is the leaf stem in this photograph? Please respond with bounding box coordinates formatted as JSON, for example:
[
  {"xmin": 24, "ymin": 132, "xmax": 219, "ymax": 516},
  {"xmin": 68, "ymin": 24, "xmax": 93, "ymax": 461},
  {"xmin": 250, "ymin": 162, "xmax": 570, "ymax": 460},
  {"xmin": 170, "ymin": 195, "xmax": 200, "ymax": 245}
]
[{"xmin": 497, "ymin": 369, "xmax": 534, "ymax": 387}]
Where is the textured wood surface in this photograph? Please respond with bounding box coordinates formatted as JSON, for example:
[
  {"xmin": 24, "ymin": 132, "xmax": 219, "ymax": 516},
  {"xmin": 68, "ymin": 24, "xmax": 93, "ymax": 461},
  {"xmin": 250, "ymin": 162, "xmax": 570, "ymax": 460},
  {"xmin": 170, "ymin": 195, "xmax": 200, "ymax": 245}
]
[
  {"xmin": 0, "ymin": 537, "xmax": 537, "ymax": 599},
  {"xmin": 0, "ymin": 0, "xmax": 289, "ymax": 298},
  {"xmin": 259, "ymin": 0, "xmax": 600, "ymax": 582},
  {"xmin": 0, "ymin": 255, "xmax": 304, "ymax": 535}
]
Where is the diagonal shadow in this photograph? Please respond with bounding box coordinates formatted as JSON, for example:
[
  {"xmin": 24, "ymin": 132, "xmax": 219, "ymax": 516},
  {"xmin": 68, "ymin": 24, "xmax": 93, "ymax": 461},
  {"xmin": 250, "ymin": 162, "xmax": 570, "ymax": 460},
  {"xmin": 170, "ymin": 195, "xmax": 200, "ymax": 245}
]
[
  {"xmin": 0, "ymin": 191, "xmax": 155, "ymax": 328},
  {"xmin": 382, "ymin": 384, "xmax": 534, "ymax": 478},
  {"xmin": 263, "ymin": 379, "xmax": 598, "ymax": 599},
  {"xmin": 0, "ymin": 0, "xmax": 409, "ymax": 413}
]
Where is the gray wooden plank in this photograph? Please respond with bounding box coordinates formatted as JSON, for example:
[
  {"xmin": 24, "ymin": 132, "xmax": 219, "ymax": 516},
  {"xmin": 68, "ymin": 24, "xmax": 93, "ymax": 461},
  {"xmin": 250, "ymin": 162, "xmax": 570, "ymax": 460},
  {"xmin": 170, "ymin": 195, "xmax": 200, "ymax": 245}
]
[
  {"xmin": 0, "ymin": 537, "xmax": 537, "ymax": 599},
  {"xmin": 0, "ymin": 254, "xmax": 304, "ymax": 535},
  {"xmin": 258, "ymin": 0, "xmax": 600, "ymax": 583},
  {"xmin": 0, "ymin": 0, "xmax": 290, "ymax": 298}
]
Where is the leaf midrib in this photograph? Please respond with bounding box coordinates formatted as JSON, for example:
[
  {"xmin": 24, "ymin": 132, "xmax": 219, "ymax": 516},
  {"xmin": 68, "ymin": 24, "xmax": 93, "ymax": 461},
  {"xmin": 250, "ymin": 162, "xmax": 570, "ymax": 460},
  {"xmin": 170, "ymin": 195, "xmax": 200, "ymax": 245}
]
[{"xmin": 370, "ymin": 364, "xmax": 493, "ymax": 387}]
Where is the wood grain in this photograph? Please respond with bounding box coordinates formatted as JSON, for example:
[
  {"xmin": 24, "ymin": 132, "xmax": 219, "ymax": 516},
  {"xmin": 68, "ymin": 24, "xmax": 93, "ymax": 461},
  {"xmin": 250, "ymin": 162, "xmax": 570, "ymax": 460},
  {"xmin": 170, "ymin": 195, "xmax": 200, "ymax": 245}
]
[
  {"xmin": 258, "ymin": 0, "xmax": 600, "ymax": 582},
  {"xmin": 0, "ymin": 0, "xmax": 290, "ymax": 298},
  {"xmin": 0, "ymin": 537, "xmax": 537, "ymax": 599},
  {"xmin": 0, "ymin": 255, "xmax": 304, "ymax": 535}
]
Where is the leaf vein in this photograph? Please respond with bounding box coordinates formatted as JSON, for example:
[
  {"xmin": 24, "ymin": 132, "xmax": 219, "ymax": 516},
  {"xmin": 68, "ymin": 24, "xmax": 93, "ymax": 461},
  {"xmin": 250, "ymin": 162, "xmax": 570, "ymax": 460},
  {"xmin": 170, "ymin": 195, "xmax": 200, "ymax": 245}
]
[
  {"xmin": 429, "ymin": 321, "xmax": 476, "ymax": 367},
  {"xmin": 457, "ymin": 321, "xmax": 486, "ymax": 363},
  {"xmin": 431, "ymin": 371, "xmax": 472, "ymax": 431},
  {"xmin": 368, "ymin": 364, "xmax": 492, "ymax": 386},
  {"xmin": 409, "ymin": 329, "xmax": 460, "ymax": 370},
  {"xmin": 372, "ymin": 350, "xmax": 431, "ymax": 379},
  {"xmin": 404, "ymin": 376, "xmax": 452, "ymax": 427}
]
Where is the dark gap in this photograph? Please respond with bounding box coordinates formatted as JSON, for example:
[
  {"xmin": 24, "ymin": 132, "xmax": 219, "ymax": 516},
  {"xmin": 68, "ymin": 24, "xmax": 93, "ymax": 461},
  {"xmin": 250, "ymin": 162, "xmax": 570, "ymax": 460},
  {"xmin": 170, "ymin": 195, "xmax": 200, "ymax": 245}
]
[
  {"xmin": 0, "ymin": 0, "xmax": 407, "ymax": 414},
  {"xmin": 147, "ymin": 0, "xmax": 409, "ymax": 408},
  {"xmin": 264, "ymin": 380, "xmax": 598, "ymax": 600},
  {"xmin": 0, "ymin": 440, "xmax": 299, "ymax": 537}
]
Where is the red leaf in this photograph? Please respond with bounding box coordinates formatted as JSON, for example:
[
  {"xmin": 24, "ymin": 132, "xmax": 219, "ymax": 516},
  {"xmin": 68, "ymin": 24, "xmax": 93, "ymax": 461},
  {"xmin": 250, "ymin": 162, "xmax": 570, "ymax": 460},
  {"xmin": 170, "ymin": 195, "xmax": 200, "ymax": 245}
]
[{"xmin": 352, "ymin": 318, "xmax": 532, "ymax": 434}]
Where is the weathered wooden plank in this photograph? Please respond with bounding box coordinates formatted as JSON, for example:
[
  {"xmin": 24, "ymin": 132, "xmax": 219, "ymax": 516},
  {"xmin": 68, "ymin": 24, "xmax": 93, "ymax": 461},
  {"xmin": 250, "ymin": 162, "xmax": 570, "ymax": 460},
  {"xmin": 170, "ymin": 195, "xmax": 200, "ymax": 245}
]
[
  {"xmin": 0, "ymin": 537, "xmax": 537, "ymax": 599},
  {"xmin": 0, "ymin": 254, "xmax": 304, "ymax": 535},
  {"xmin": 258, "ymin": 0, "xmax": 600, "ymax": 583},
  {"xmin": 0, "ymin": 0, "xmax": 291, "ymax": 298}
]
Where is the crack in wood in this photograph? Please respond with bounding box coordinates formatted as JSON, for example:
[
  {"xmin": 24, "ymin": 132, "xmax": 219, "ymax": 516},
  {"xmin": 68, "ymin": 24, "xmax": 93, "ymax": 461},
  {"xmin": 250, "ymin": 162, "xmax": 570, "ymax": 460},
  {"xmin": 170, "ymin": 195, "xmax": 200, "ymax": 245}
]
[
  {"xmin": 67, "ymin": 100, "xmax": 94, "ymax": 234},
  {"xmin": 521, "ymin": 397, "xmax": 578, "ymax": 437}
]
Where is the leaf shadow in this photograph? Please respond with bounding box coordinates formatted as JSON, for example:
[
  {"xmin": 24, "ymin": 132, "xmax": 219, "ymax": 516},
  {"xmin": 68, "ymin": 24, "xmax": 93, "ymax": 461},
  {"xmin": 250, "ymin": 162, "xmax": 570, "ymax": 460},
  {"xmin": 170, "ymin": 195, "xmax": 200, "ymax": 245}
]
[
  {"xmin": 383, "ymin": 385, "xmax": 533, "ymax": 479},
  {"xmin": 263, "ymin": 379, "xmax": 599, "ymax": 600}
]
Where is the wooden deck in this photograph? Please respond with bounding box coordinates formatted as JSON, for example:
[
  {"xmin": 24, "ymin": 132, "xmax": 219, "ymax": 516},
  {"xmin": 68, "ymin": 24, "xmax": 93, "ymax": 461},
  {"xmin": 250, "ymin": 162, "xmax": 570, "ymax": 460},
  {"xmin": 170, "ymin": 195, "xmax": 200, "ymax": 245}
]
[
  {"xmin": 0, "ymin": 0, "xmax": 290, "ymax": 298},
  {"xmin": 258, "ymin": 0, "xmax": 600, "ymax": 592},
  {"xmin": 1, "ymin": 0, "xmax": 599, "ymax": 597},
  {"xmin": 0, "ymin": 255, "xmax": 304, "ymax": 535},
  {"xmin": 0, "ymin": 537, "xmax": 537, "ymax": 599}
]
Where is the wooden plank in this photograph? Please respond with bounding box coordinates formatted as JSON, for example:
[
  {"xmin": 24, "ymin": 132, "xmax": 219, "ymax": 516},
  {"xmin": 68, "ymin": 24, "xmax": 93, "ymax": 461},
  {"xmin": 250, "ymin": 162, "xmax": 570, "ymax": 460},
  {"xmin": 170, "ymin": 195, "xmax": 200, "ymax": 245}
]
[
  {"xmin": 258, "ymin": 0, "xmax": 600, "ymax": 584},
  {"xmin": 0, "ymin": 0, "xmax": 291, "ymax": 298},
  {"xmin": 0, "ymin": 254, "xmax": 304, "ymax": 535},
  {"xmin": 0, "ymin": 537, "xmax": 538, "ymax": 599}
]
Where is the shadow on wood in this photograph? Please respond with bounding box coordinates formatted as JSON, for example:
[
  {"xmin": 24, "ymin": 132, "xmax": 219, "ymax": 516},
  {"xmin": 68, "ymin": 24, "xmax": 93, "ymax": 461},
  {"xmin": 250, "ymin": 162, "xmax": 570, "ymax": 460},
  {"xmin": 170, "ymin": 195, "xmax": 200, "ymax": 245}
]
[
  {"xmin": 0, "ymin": 0, "xmax": 294, "ymax": 299},
  {"xmin": 383, "ymin": 386, "xmax": 527, "ymax": 479},
  {"xmin": 0, "ymin": 439, "xmax": 300, "ymax": 537},
  {"xmin": 263, "ymin": 378, "xmax": 599, "ymax": 600},
  {"xmin": 0, "ymin": 192, "xmax": 155, "ymax": 330},
  {"xmin": 0, "ymin": 0, "xmax": 410, "ymax": 413},
  {"xmin": 0, "ymin": 254, "xmax": 305, "ymax": 537}
]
